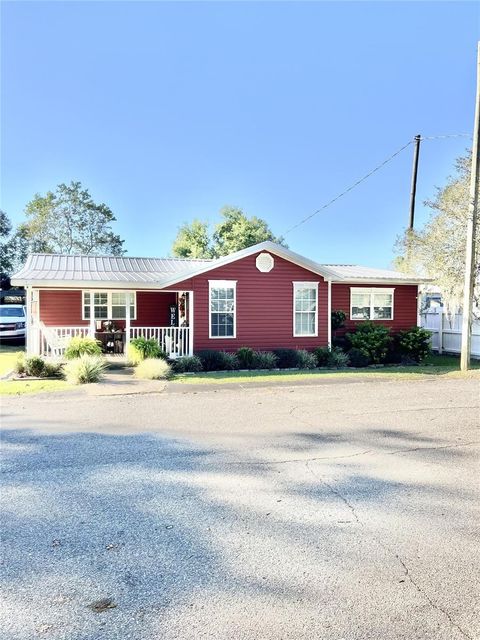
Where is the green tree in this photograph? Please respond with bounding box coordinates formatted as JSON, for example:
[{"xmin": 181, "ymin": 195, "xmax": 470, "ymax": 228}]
[
  {"xmin": 171, "ymin": 206, "xmax": 287, "ymax": 258},
  {"xmin": 21, "ymin": 181, "xmax": 125, "ymax": 255},
  {"xmin": 172, "ymin": 219, "xmax": 213, "ymax": 258},
  {"xmin": 394, "ymin": 154, "xmax": 479, "ymax": 314},
  {"xmin": 0, "ymin": 211, "xmax": 13, "ymax": 273}
]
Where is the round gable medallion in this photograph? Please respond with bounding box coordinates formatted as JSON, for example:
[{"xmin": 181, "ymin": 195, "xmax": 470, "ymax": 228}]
[{"xmin": 256, "ymin": 252, "xmax": 274, "ymax": 273}]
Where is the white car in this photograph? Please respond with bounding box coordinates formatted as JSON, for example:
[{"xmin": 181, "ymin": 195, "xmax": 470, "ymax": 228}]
[{"xmin": 0, "ymin": 304, "xmax": 26, "ymax": 341}]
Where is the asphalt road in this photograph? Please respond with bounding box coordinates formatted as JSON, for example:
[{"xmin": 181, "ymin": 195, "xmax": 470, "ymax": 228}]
[{"xmin": 1, "ymin": 376, "xmax": 479, "ymax": 640}]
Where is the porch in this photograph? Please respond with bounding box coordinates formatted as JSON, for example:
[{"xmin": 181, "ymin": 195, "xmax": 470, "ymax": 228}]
[
  {"xmin": 26, "ymin": 288, "xmax": 194, "ymax": 359},
  {"xmin": 32, "ymin": 324, "xmax": 192, "ymax": 359}
]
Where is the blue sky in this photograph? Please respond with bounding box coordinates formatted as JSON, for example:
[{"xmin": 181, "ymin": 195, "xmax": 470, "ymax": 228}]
[{"xmin": 1, "ymin": 1, "xmax": 478, "ymax": 267}]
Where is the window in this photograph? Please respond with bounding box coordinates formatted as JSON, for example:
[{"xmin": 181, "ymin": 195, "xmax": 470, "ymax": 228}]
[
  {"xmin": 209, "ymin": 281, "xmax": 236, "ymax": 338},
  {"xmin": 82, "ymin": 291, "xmax": 136, "ymax": 320},
  {"xmin": 350, "ymin": 288, "xmax": 394, "ymax": 320},
  {"xmin": 293, "ymin": 282, "xmax": 318, "ymax": 337}
]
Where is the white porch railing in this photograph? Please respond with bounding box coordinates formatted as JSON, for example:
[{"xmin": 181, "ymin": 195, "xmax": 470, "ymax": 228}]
[
  {"xmin": 130, "ymin": 326, "xmax": 191, "ymax": 358},
  {"xmin": 32, "ymin": 324, "xmax": 191, "ymax": 358}
]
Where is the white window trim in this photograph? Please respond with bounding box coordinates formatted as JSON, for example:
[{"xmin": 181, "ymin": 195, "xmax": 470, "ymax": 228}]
[
  {"xmin": 208, "ymin": 280, "xmax": 237, "ymax": 339},
  {"xmin": 350, "ymin": 287, "xmax": 395, "ymax": 321},
  {"xmin": 293, "ymin": 281, "xmax": 319, "ymax": 338},
  {"xmin": 82, "ymin": 290, "xmax": 137, "ymax": 321}
]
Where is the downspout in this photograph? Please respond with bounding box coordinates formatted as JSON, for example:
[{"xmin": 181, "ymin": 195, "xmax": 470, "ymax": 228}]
[{"xmin": 327, "ymin": 280, "xmax": 332, "ymax": 349}]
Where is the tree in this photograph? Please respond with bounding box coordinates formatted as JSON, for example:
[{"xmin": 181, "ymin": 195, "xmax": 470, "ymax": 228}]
[
  {"xmin": 21, "ymin": 181, "xmax": 125, "ymax": 255},
  {"xmin": 172, "ymin": 220, "xmax": 213, "ymax": 258},
  {"xmin": 171, "ymin": 206, "xmax": 287, "ymax": 258},
  {"xmin": 394, "ymin": 154, "xmax": 479, "ymax": 314},
  {"xmin": 0, "ymin": 210, "xmax": 16, "ymax": 276}
]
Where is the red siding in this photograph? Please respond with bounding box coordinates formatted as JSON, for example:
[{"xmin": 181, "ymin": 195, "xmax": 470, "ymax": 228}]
[
  {"xmin": 170, "ymin": 252, "xmax": 329, "ymax": 351},
  {"xmin": 133, "ymin": 291, "xmax": 176, "ymax": 327},
  {"xmin": 39, "ymin": 289, "xmax": 176, "ymax": 327},
  {"xmin": 331, "ymin": 283, "xmax": 419, "ymax": 334},
  {"xmin": 40, "ymin": 290, "xmax": 87, "ymax": 326}
]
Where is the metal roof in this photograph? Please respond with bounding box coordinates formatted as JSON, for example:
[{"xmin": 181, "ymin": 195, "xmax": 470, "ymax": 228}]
[
  {"xmin": 11, "ymin": 254, "xmax": 213, "ymax": 287},
  {"xmin": 318, "ymin": 264, "xmax": 420, "ymax": 282},
  {"xmin": 11, "ymin": 243, "xmax": 427, "ymax": 288}
]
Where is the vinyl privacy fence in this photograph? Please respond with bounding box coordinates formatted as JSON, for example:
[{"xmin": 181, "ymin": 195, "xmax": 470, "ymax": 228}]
[{"xmin": 421, "ymin": 307, "xmax": 480, "ymax": 357}]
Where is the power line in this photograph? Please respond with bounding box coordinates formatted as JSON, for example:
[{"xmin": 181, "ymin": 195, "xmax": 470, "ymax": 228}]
[
  {"xmin": 421, "ymin": 133, "xmax": 471, "ymax": 140},
  {"xmin": 283, "ymin": 140, "xmax": 412, "ymax": 236},
  {"xmin": 283, "ymin": 132, "xmax": 472, "ymax": 236}
]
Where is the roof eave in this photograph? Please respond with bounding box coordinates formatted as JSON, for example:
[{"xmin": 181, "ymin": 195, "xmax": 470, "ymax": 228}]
[
  {"xmin": 10, "ymin": 278, "xmax": 178, "ymax": 290},
  {"xmin": 332, "ymin": 278, "xmax": 430, "ymax": 285},
  {"xmin": 157, "ymin": 241, "xmax": 336, "ymax": 289}
]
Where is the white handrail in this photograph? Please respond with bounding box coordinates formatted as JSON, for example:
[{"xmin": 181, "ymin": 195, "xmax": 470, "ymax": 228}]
[
  {"xmin": 34, "ymin": 324, "xmax": 191, "ymax": 358},
  {"xmin": 130, "ymin": 326, "xmax": 191, "ymax": 358}
]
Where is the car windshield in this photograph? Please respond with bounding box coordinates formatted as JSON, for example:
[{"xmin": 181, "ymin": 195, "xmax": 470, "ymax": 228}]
[{"xmin": 0, "ymin": 307, "xmax": 25, "ymax": 317}]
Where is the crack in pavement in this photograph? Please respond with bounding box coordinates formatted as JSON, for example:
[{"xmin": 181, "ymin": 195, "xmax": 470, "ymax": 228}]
[
  {"xmin": 395, "ymin": 555, "xmax": 473, "ymax": 640},
  {"xmin": 304, "ymin": 459, "xmax": 473, "ymax": 639}
]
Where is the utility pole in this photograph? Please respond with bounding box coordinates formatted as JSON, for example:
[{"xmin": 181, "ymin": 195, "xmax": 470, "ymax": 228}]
[
  {"xmin": 408, "ymin": 134, "xmax": 422, "ymax": 229},
  {"xmin": 460, "ymin": 42, "xmax": 480, "ymax": 371}
]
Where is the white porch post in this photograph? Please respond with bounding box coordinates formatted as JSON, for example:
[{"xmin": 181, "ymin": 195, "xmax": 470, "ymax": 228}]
[
  {"xmin": 25, "ymin": 286, "xmax": 32, "ymax": 354},
  {"xmin": 89, "ymin": 290, "xmax": 95, "ymax": 338},
  {"xmin": 188, "ymin": 291, "xmax": 194, "ymax": 355},
  {"xmin": 327, "ymin": 280, "xmax": 332, "ymax": 349},
  {"xmin": 125, "ymin": 291, "xmax": 131, "ymax": 351}
]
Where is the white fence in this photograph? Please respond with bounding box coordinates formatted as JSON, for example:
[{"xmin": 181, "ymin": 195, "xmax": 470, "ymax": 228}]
[
  {"xmin": 421, "ymin": 308, "xmax": 480, "ymax": 357},
  {"xmin": 33, "ymin": 324, "xmax": 191, "ymax": 358}
]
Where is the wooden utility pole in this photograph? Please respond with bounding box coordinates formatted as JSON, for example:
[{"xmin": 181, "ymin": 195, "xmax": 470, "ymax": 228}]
[
  {"xmin": 460, "ymin": 42, "xmax": 480, "ymax": 371},
  {"xmin": 409, "ymin": 134, "xmax": 422, "ymax": 229}
]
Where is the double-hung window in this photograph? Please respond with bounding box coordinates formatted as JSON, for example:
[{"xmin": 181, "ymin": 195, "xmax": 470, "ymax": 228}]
[
  {"xmin": 82, "ymin": 291, "xmax": 136, "ymax": 320},
  {"xmin": 293, "ymin": 282, "xmax": 318, "ymax": 337},
  {"xmin": 209, "ymin": 281, "xmax": 236, "ymax": 338},
  {"xmin": 350, "ymin": 288, "xmax": 394, "ymax": 320}
]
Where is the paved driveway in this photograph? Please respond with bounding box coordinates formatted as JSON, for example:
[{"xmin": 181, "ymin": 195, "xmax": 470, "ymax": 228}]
[{"xmin": 1, "ymin": 376, "xmax": 479, "ymax": 640}]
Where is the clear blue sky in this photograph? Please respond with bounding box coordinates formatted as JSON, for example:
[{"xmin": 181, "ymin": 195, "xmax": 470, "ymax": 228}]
[{"xmin": 1, "ymin": 1, "xmax": 478, "ymax": 267}]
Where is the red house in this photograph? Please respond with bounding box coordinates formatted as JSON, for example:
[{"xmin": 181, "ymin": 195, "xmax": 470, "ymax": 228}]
[{"xmin": 12, "ymin": 241, "xmax": 424, "ymax": 357}]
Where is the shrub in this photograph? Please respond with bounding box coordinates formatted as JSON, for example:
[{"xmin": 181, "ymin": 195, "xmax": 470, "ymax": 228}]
[
  {"xmin": 348, "ymin": 347, "xmax": 371, "ymax": 368},
  {"xmin": 295, "ymin": 349, "xmax": 317, "ymax": 369},
  {"xmin": 236, "ymin": 347, "xmax": 255, "ymax": 369},
  {"xmin": 127, "ymin": 337, "xmax": 166, "ymax": 364},
  {"xmin": 251, "ymin": 351, "xmax": 278, "ymax": 370},
  {"xmin": 220, "ymin": 352, "xmax": 239, "ymax": 370},
  {"xmin": 171, "ymin": 355, "xmax": 203, "ymax": 373},
  {"xmin": 43, "ymin": 362, "xmax": 63, "ymax": 378},
  {"xmin": 314, "ymin": 347, "xmax": 331, "ymax": 367},
  {"xmin": 396, "ymin": 326, "xmax": 432, "ymax": 363},
  {"xmin": 346, "ymin": 322, "xmax": 392, "ymax": 364},
  {"xmin": 196, "ymin": 350, "xmax": 239, "ymax": 371},
  {"xmin": 64, "ymin": 355, "xmax": 107, "ymax": 384},
  {"xmin": 14, "ymin": 355, "xmax": 26, "ymax": 375},
  {"xmin": 134, "ymin": 358, "xmax": 172, "ymax": 380},
  {"xmin": 24, "ymin": 356, "xmax": 46, "ymax": 377},
  {"xmin": 331, "ymin": 310, "xmax": 346, "ymax": 333},
  {"xmin": 328, "ymin": 348, "xmax": 350, "ymax": 369},
  {"xmin": 64, "ymin": 336, "xmax": 102, "ymax": 359},
  {"xmin": 272, "ymin": 348, "xmax": 300, "ymax": 369}
]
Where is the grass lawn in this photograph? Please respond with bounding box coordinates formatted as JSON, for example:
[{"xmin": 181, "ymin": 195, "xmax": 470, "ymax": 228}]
[
  {"xmin": 172, "ymin": 354, "xmax": 480, "ymax": 385},
  {"xmin": 0, "ymin": 343, "xmax": 25, "ymax": 377},
  {"xmin": 0, "ymin": 344, "xmax": 73, "ymax": 395},
  {"xmin": 0, "ymin": 378, "xmax": 73, "ymax": 396}
]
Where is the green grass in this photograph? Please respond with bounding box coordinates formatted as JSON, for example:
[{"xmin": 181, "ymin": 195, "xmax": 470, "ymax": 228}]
[
  {"xmin": 0, "ymin": 344, "xmax": 25, "ymax": 377},
  {"xmin": 0, "ymin": 378, "xmax": 73, "ymax": 395},
  {"xmin": 0, "ymin": 344, "xmax": 73, "ymax": 395},
  {"xmin": 172, "ymin": 354, "xmax": 480, "ymax": 385}
]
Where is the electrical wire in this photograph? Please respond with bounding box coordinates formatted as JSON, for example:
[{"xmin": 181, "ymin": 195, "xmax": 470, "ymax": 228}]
[
  {"xmin": 283, "ymin": 140, "xmax": 413, "ymax": 236},
  {"xmin": 283, "ymin": 132, "xmax": 472, "ymax": 236},
  {"xmin": 421, "ymin": 133, "xmax": 471, "ymax": 140}
]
